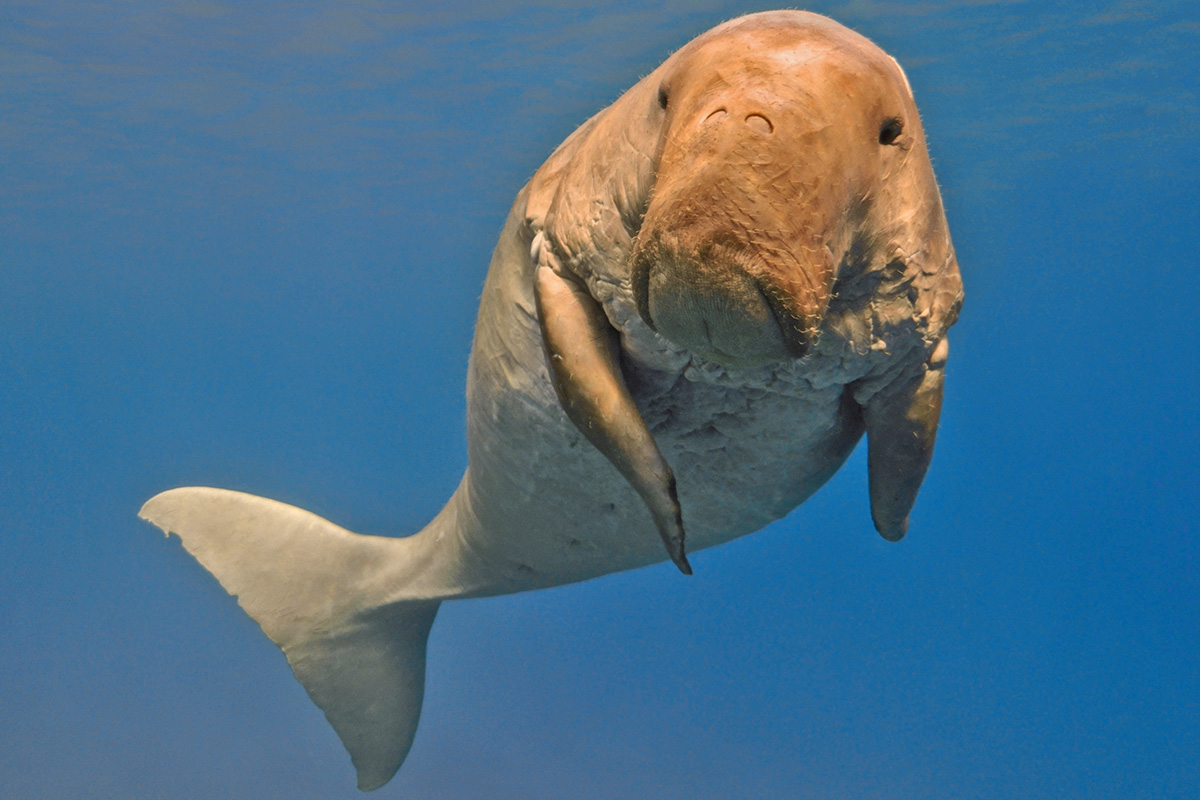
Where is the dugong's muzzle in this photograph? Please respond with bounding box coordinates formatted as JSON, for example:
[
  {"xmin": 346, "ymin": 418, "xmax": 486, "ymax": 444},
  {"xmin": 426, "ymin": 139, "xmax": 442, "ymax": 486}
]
[
  {"xmin": 626, "ymin": 60, "xmax": 854, "ymax": 368},
  {"xmin": 628, "ymin": 116, "xmax": 839, "ymax": 366},
  {"xmin": 629, "ymin": 229, "xmax": 822, "ymax": 366}
]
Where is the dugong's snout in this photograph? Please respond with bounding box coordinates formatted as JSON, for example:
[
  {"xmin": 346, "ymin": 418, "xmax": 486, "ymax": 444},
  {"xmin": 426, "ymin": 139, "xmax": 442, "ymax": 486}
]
[
  {"xmin": 625, "ymin": 32, "xmax": 878, "ymax": 367},
  {"xmin": 626, "ymin": 120, "xmax": 841, "ymax": 368},
  {"xmin": 629, "ymin": 229, "xmax": 825, "ymax": 365}
]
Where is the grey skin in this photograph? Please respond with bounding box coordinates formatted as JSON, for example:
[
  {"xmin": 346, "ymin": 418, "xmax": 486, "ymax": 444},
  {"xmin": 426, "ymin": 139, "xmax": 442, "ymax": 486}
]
[{"xmin": 140, "ymin": 10, "xmax": 963, "ymax": 792}]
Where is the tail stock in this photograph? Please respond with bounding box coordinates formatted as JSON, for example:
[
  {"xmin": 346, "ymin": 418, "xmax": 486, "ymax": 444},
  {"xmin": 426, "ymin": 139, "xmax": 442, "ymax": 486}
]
[{"xmin": 140, "ymin": 486, "xmax": 440, "ymax": 791}]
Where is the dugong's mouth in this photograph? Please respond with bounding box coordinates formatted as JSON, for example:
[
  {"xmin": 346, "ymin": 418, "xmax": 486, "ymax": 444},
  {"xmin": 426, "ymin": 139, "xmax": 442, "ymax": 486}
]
[{"xmin": 629, "ymin": 234, "xmax": 814, "ymax": 367}]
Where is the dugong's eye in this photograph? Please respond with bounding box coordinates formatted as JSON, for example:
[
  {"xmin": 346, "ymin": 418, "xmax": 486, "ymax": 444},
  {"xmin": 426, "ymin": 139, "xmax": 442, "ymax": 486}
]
[
  {"xmin": 879, "ymin": 117, "xmax": 904, "ymax": 145},
  {"xmin": 657, "ymin": 84, "xmax": 670, "ymax": 109}
]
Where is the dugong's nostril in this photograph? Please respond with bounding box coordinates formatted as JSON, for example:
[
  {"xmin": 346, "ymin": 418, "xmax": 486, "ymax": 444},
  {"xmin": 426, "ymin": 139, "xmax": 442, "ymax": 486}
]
[
  {"xmin": 703, "ymin": 108, "xmax": 728, "ymax": 125},
  {"xmin": 745, "ymin": 113, "xmax": 773, "ymax": 134}
]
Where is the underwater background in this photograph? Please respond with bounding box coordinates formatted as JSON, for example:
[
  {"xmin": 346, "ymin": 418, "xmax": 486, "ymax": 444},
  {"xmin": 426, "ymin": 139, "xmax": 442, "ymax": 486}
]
[{"xmin": 2, "ymin": 1, "xmax": 1197, "ymax": 797}]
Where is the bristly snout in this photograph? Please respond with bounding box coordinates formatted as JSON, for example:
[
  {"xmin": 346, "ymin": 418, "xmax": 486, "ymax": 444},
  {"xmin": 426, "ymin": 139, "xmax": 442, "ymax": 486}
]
[
  {"xmin": 627, "ymin": 82, "xmax": 840, "ymax": 367},
  {"xmin": 629, "ymin": 228, "xmax": 821, "ymax": 365},
  {"xmin": 627, "ymin": 22, "xmax": 904, "ymax": 368}
]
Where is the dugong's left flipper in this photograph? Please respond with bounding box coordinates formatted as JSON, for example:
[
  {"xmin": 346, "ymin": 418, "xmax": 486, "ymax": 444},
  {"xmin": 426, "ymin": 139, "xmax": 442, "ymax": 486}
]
[
  {"xmin": 139, "ymin": 487, "xmax": 440, "ymax": 791},
  {"xmin": 533, "ymin": 241, "xmax": 692, "ymax": 575},
  {"xmin": 863, "ymin": 336, "xmax": 949, "ymax": 541}
]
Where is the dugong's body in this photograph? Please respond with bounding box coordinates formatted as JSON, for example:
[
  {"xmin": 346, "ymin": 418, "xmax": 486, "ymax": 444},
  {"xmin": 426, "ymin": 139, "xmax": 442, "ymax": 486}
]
[{"xmin": 141, "ymin": 10, "xmax": 962, "ymax": 791}]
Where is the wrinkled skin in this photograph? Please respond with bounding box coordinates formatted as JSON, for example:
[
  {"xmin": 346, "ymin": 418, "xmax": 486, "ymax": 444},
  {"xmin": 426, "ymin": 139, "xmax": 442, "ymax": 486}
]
[{"xmin": 530, "ymin": 11, "xmax": 962, "ymax": 567}]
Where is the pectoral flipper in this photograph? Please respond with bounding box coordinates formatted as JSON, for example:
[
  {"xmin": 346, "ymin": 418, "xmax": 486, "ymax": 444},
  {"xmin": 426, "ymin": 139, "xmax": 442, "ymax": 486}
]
[
  {"xmin": 532, "ymin": 241, "xmax": 691, "ymax": 574},
  {"xmin": 863, "ymin": 337, "xmax": 949, "ymax": 540}
]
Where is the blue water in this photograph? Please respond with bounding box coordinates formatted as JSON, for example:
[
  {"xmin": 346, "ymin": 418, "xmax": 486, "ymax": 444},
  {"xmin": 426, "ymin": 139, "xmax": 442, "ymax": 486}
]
[{"xmin": 2, "ymin": 2, "xmax": 1197, "ymax": 797}]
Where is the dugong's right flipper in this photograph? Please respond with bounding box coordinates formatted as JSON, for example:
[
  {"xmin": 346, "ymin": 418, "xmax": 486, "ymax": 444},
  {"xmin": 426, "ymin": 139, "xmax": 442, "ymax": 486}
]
[
  {"xmin": 533, "ymin": 241, "xmax": 692, "ymax": 575},
  {"xmin": 139, "ymin": 487, "xmax": 440, "ymax": 791}
]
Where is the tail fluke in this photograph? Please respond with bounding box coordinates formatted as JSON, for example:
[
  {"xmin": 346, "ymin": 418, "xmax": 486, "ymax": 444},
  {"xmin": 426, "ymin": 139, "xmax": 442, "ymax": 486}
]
[
  {"xmin": 285, "ymin": 601, "xmax": 438, "ymax": 790},
  {"xmin": 139, "ymin": 487, "xmax": 439, "ymax": 791}
]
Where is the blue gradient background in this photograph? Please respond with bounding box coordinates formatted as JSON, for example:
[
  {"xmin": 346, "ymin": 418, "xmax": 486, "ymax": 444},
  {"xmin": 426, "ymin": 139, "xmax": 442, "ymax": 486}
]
[{"xmin": 2, "ymin": 1, "xmax": 1197, "ymax": 797}]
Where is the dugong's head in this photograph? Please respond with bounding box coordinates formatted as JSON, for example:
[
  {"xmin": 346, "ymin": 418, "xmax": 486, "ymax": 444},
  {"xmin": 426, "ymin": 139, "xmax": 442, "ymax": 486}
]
[{"xmin": 625, "ymin": 13, "xmax": 950, "ymax": 366}]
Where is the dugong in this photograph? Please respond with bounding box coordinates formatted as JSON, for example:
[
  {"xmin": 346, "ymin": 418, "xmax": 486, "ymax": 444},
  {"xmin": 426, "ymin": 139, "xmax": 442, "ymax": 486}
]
[{"xmin": 140, "ymin": 10, "xmax": 962, "ymax": 791}]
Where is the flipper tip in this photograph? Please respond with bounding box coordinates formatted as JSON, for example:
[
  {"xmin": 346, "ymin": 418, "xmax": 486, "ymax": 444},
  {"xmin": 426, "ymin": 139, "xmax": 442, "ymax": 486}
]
[{"xmin": 875, "ymin": 516, "xmax": 909, "ymax": 542}]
